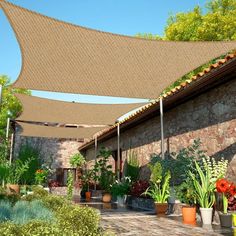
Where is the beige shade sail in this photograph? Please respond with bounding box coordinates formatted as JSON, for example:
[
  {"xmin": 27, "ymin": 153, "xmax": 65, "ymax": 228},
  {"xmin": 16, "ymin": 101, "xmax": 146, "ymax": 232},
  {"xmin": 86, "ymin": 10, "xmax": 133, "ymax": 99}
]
[
  {"xmin": 16, "ymin": 122, "xmax": 105, "ymax": 139},
  {"xmin": 1, "ymin": 1, "xmax": 236, "ymax": 99},
  {"xmin": 15, "ymin": 94, "xmax": 147, "ymax": 125}
]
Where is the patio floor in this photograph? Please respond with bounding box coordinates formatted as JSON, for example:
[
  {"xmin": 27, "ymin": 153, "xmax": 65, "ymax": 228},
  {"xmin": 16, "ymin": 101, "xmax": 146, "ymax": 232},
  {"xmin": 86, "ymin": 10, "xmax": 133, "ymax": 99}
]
[{"xmin": 77, "ymin": 199, "xmax": 234, "ymax": 236}]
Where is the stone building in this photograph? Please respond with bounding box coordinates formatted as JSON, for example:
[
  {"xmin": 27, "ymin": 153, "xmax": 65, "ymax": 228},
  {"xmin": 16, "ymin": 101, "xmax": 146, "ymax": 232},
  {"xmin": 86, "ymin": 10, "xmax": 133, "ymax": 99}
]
[{"xmin": 79, "ymin": 54, "xmax": 236, "ymax": 182}]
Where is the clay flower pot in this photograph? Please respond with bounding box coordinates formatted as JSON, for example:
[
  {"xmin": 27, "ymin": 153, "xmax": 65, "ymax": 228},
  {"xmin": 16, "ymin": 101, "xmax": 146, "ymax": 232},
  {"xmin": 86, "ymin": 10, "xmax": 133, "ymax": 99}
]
[
  {"xmin": 85, "ymin": 191, "xmax": 91, "ymax": 199},
  {"xmin": 102, "ymin": 193, "xmax": 112, "ymax": 203},
  {"xmin": 155, "ymin": 203, "xmax": 168, "ymax": 215},
  {"xmin": 7, "ymin": 184, "xmax": 20, "ymax": 194},
  {"xmin": 182, "ymin": 206, "xmax": 196, "ymax": 224}
]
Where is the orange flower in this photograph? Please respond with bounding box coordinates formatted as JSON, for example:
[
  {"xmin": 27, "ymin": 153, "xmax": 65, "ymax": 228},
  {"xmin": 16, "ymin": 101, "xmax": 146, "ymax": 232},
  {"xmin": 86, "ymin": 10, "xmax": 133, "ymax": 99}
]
[{"xmin": 216, "ymin": 178, "xmax": 230, "ymax": 193}]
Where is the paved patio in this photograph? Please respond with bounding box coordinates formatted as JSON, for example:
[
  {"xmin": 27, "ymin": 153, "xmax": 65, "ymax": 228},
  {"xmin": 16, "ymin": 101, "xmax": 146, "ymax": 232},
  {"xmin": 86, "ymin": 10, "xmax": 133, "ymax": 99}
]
[{"xmin": 78, "ymin": 200, "xmax": 234, "ymax": 236}]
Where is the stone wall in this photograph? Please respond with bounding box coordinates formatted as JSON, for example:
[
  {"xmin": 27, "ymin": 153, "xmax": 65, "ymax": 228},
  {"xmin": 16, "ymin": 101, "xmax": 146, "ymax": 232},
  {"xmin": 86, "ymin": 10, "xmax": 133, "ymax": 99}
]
[
  {"xmin": 84, "ymin": 78, "xmax": 236, "ymax": 181},
  {"xmin": 14, "ymin": 135, "xmax": 84, "ymax": 169}
]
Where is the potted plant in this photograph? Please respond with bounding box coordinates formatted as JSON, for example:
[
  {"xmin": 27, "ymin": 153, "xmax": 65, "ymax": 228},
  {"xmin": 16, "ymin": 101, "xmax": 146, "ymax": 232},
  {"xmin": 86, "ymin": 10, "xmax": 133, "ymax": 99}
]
[
  {"xmin": 35, "ymin": 169, "xmax": 48, "ymax": 186},
  {"xmin": 93, "ymin": 147, "xmax": 115, "ymax": 203},
  {"xmin": 81, "ymin": 169, "xmax": 93, "ymax": 200},
  {"xmin": 111, "ymin": 177, "xmax": 131, "ymax": 206},
  {"xmin": 143, "ymin": 162, "xmax": 171, "ymax": 215},
  {"xmin": 176, "ymin": 177, "xmax": 197, "ymax": 224},
  {"xmin": 189, "ymin": 160, "xmax": 215, "ymax": 224},
  {"xmin": 70, "ymin": 152, "xmax": 85, "ymax": 181},
  {"xmin": 216, "ymin": 178, "xmax": 236, "ymax": 227},
  {"xmin": 6, "ymin": 159, "xmax": 31, "ymax": 194}
]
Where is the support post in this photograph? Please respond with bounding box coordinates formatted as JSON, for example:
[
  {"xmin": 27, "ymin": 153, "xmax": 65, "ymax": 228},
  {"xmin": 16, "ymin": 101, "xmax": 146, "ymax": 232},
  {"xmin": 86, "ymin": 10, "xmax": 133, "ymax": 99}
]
[
  {"xmin": 94, "ymin": 136, "xmax": 97, "ymax": 191},
  {"xmin": 160, "ymin": 97, "xmax": 165, "ymax": 159},
  {"xmin": 117, "ymin": 123, "xmax": 120, "ymax": 181},
  {"xmin": 9, "ymin": 132, "xmax": 14, "ymax": 164},
  {"xmin": 6, "ymin": 117, "xmax": 10, "ymax": 140}
]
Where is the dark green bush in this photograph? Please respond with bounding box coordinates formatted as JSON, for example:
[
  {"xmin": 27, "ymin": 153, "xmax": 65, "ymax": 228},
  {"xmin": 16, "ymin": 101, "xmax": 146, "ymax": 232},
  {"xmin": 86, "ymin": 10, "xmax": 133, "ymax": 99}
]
[{"xmin": 18, "ymin": 143, "xmax": 40, "ymax": 185}]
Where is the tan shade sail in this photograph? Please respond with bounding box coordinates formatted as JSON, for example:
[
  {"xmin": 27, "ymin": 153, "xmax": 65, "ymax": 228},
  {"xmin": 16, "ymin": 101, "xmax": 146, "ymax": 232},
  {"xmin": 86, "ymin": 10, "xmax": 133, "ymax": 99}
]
[
  {"xmin": 1, "ymin": 1, "xmax": 236, "ymax": 99},
  {"xmin": 17, "ymin": 122, "xmax": 104, "ymax": 139},
  {"xmin": 15, "ymin": 94, "xmax": 146, "ymax": 125}
]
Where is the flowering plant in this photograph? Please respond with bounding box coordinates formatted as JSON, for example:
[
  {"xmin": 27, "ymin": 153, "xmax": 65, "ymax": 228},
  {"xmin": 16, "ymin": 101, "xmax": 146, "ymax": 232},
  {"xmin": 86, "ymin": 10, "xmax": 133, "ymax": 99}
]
[
  {"xmin": 216, "ymin": 178, "xmax": 236, "ymax": 214},
  {"xmin": 111, "ymin": 177, "xmax": 131, "ymax": 197},
  {"xmin": 35, "ymin": 169, "xmax": 48, "ymax": 185}
]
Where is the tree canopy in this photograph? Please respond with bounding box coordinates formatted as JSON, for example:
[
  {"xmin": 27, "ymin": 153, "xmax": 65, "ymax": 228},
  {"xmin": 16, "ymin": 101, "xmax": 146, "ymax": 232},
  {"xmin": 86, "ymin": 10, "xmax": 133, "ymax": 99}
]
[
  {"xmin": 137, "ymin": 0, "xmax": 236, "ymax": 41},
  {"xmin": 0, "ymin": 75, "xmax": 30, "ymax": 139}
]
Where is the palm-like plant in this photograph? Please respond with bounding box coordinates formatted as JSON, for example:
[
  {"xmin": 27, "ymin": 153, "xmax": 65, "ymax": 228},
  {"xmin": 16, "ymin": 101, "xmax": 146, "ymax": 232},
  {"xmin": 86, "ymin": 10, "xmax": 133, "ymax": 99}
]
[
  {"xmin": 144, "ymin": 171, "xmax": 171, "ymax": 203},
  {"xmin": 189, "ymin": 160, "xmax": 215, "ymax": 208},
  {"xmin": 143, "ymin": 162, "xmax": 171, "ymax": 203}
]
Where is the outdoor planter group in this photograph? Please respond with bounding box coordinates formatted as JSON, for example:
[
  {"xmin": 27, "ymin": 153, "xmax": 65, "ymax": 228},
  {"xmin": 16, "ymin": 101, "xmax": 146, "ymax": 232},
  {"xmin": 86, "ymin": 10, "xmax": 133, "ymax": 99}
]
[{"xmin": 73, "ymin": 141, "xmax": 236, "ymax": 229}]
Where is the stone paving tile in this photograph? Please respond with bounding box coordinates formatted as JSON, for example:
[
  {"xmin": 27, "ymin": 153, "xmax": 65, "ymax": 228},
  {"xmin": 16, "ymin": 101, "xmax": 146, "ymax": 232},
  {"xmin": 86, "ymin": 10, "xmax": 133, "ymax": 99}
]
[{"xmin": 101, "ymin": 212, "xmax": 233, "ymax": 236}]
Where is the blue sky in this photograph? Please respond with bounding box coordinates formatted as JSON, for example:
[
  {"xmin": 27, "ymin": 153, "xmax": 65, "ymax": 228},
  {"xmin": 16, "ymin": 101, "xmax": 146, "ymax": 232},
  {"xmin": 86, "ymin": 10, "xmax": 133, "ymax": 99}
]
[{"xmin": 0, "ymin": 0, "xmax": 206, "ymax": 103}]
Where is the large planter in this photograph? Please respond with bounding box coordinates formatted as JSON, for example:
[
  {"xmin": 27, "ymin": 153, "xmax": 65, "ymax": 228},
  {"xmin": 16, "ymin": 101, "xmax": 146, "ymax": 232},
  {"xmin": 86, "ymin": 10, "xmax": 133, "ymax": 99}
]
[
  {"xmin": 182, "ymin": 206, "xmax": 196, "ymax": 224},
  {"xmin": 155, "ymin": 203, "xmax": 168, "ymax": 215},
  {"xmin": 219, "ymin": 212, "xmax": 232, "ymax": 228},
  {"xmin": 102, "ymin": 193, "xmax": 112, "ymax": 203},
  {"xmin": 200, "ymin": 208, "xmax": 213, "ymax": 225},
  {"xmin": 7, "ymin": 184, "xmax": 20, "ymax": 194},
  {"xmin": 126, "ymin": 196, "xmax": 155, "ymax": 211}
]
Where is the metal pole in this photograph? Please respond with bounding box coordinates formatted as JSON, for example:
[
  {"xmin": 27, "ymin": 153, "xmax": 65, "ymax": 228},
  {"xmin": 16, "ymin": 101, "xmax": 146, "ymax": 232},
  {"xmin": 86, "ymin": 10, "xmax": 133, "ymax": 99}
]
[
  {"xmin": 94, "ymin": 136, "xmax": 97, "ymax": 191},
  {"xmin": 6, "ymin": 117, "xmax": 10, "ymax": 140},
  {"xmin": 9, "ymin": 132, "xmax": 14, "ymax": 164},
  {"xmin": 160, "ymin": 97, "xmax": 165, "ymax": 159},
  {"xmin": 117, "ymin": 123, "xmax": 120, "ymax": 181}
]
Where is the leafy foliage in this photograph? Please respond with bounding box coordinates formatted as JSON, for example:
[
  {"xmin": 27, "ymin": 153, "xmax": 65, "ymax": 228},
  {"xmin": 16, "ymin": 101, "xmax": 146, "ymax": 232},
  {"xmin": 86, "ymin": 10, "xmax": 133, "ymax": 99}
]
[
  {"xmin": 69, "ymin": 152, "xmax": 85, "ymax": 168},
  {"xmin": 130, "ymin": 180, "xmax": 150, "ymax": 198},
  {"xmin": 0, "ymin": 200, "xmax": 54, "ymax": 224},
  {"xmin": 124, "ymin": 150, "xmax": 140, "ymax": 182},
  {"xmin": 0, "ymin": 188, "xmax": 102, "ymax": 235},
  {"xmin": 189, "ymin": 160, "xmax": 216, "ymax": 208},
  {"xmin": 17, "ymin": 143, "xmax": 40, "ymax": 185},
  {"xmin": 150, "ymin": 139, "xmax": 206, "ymax": 185},
  {"xmin": 92, "ymin": 147, "xmax": 115, "ymax": 192},
  {"xmin": 175, "ymin": 177, "xmax": 197, "ymax": 206},
  {"xmin": 111, "ymin": 177, "xmax": 131, "ymax": 197},
  {"xmin": 67, "ymin": 170, "xmax": 74, "ymax": 200},
  {"xmin": 144, "ymin": 162, "xmax": 171, "ymax": 203},
  {"xmin": 0, "ymin": 75, "xmax": 30, "ymax": 139}
]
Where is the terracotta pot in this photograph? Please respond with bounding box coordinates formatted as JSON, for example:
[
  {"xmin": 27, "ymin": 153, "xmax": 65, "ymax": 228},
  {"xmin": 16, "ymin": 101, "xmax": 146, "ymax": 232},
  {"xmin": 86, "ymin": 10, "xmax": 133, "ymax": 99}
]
[
  {"xmin": 182, "ymin": 206, "xmax": 196, "ymax": 223},
  {"xmin": 155, "ymin": 203, "xmax": 168, "ymax": 215},
  {"xmin": 219, "ymin": 212, "xmax": 232, "ymax": 228},
  {"xmin": 7, "ymin": 184, "xmax": 20, "ymax": 194},
  {"xmin": 85, "ymin": 191, "xmax": 91, "ymax": 199},
  {"xmin": 102, "ymin": 193, "xmax": 112, "ymax": 203}
]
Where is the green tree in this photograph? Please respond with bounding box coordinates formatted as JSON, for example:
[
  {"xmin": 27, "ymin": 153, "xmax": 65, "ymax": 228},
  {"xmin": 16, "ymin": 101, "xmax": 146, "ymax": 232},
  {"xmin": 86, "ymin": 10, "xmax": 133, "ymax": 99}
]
[
  {"xmin": 137, "ymin": 0, "xmax": 236, "ymax": 41},
  {"xmin": 0, "ymin": 75, "xmax": 30, "ymax": 139}
]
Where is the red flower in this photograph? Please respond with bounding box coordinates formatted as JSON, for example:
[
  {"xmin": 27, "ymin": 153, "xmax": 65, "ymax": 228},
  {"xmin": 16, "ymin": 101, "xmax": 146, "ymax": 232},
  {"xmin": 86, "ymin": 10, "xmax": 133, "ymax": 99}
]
[
  {"xmin": 216, "ymin": 179, "xmax": 230, "ymax": 193},
  {"xmin": 229, "ymin": 184, "xmax": 236, "ymax": 196}
]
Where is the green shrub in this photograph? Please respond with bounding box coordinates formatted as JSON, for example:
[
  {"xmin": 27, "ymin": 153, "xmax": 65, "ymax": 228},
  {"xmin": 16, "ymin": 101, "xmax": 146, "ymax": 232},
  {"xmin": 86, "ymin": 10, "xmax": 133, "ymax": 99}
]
[
  {"xmin": 18, "ymin": 143, "xmax": 41, "ymax": 185},
  {"xmin": 0, "ymin": 201, "xmax": 11, "ymax": 222},
  {"xmin": 0, "ymin": 200, "xmax": 54, "ymax": 225},
  {"xmin": 124, "ymin": 150, "xmax": 139, "ymax": 182},
  {"xmin": 12, "ymin": 200, "xmax": 54, "ymax": 224},
  {"xmin": 41, "ymin": 194, "xmax": 69, "ymax": 211},
  {"xmin": 0, "ymin": 222, "xmax": 22, "ymax": 236},
  {"xmin": 56, "ymin": 204, "xmax": 101, "ymax": 235},
  {"xmin": 22, "ymin": 186, "xmax": 49, "ymax": 202}
]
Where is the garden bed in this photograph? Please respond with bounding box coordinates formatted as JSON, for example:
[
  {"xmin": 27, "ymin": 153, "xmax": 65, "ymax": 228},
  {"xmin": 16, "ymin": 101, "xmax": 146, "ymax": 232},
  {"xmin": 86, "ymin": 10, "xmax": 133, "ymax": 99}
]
[{"xmin": 126, "ymin": 195, "xmax": 155, "ymax": 211}]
